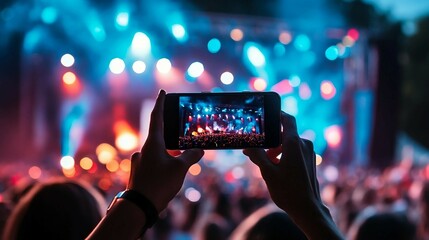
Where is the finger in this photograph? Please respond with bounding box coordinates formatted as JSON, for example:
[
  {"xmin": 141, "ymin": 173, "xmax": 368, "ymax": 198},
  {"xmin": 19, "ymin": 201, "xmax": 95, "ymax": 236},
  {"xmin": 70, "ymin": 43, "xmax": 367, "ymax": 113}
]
[
  {"xmin": 128, "ymin": 152, "xmax": 142, "ymax": 188},
  {"xmin": 178, "ymin": 149, "xmax": 204, "ymax": 167},
  {"xmin": 279, "ymin": 112, "xmax": 301, "ymax": 166},
  {"xmin": 147, "ymin": 89, "xmax": 166, "ymax": 142},
  {"xmin": 301, "ymin": 139, "xmax": 322, "ymax": 200},
  {"xmin": 243, "ymin": 148, "xmax": 272, "ymax": 170}
]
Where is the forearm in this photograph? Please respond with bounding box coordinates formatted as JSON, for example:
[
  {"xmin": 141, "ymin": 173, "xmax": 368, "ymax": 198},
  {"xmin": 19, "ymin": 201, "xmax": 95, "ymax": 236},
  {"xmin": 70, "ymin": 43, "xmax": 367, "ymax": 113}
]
[
  {"xmin": 86, "ymin": 199, "xmax": 147, "ymax": 240},
  {"xmin": 289, "ymin": 201, "xmax": 344, "ymax": 240}
]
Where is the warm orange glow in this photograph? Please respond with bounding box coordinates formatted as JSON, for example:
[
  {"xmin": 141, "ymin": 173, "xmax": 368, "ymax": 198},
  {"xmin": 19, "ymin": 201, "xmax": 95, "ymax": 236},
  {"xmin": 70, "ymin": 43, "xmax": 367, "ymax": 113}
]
[
  {"xmin": 106, "ymin": 160, "xmax": 119, "ymax": 172},
  {"xmin": 253, "ymin": 78, "xmax": 267, "ymax": 91},
  {"xmin": 342, "ymin": 35, "xmax": 355, "ymax": 47},
  {"xmin": 96, "ymin": 143, "xmax": 117, "ymax": 164},
  {"xmin": 28, "ymin": 166, "xmax": 42, "ymax": 179},
  {"xmin": 189, "ymin": 163, "xmax": 202, "ymax": 176},
  {"xmin": 119, "ymin": 159, "xmax": 131, "ymax": 172},
  {"xmin": 230, "ymin": 28, "xmax": 244, "ymax": 41},
  {"xmin": 63, "ymin": 72, "xmax": 76, "ymax": 85},
  {"xmin": 114, "ymin": 121, "xmax": 139, "ymax": 152},
  {"xmin": 80, "ymin": 157, "xmax": 93, "ymax": 170},
  {"xmin": 62, "ymin": 167, "xmax": 76, "ymax": 178}
]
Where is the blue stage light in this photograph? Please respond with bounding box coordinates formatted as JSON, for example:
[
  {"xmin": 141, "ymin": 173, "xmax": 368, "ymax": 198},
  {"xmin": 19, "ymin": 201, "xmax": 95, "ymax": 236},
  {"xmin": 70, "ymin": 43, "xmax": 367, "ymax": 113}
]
[
  {"xmin": 172, "ymin": 24, "xmax": 188, "ymax": 42},
  {"xmin": 207, "ymin": 38, "xmax": 221, "ymax": 53},
  {"xmin": 41, "ymin": 7, "xmax": 58, "ymax": 24},
  {"xmin": 132, "ymin": 32, "xmax": 151, "ymax": 57},
  {"xmin": 325, "ymin": 46, "xmax": 339, "ymax": 61},
  {"xmin": 293, "ymin": 34, "xmax": 311, "ymax": 51}
]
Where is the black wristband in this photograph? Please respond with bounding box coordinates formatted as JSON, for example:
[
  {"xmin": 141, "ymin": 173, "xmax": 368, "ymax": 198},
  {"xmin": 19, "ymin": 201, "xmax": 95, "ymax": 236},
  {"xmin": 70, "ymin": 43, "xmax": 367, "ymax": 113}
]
[{"xmin": 115, "ymin": 189, "xmax": 159, "ymax": 229}]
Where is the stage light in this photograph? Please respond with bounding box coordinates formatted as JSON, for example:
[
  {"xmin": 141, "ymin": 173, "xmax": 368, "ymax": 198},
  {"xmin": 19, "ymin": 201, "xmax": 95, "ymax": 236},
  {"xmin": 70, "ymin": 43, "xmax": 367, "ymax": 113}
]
[
  {"xmin": 80, "ymin": 157, "xmax": 93, "ymax": 170},
  {"xmin": 321, "ymin": 80, "xmax": 336, "ymax": 100},
  {"xmin": 132, "ymin": 60, "xmax": 146, "ymax": 74},
  {"xmin": 283, "ymin": 96, "xmax": 298, "ymax": 116},
  {"xmin": 301, "ymin": 129, "xmax": 316, "ymax": 142},
  {"xmin": 189, "ymin": 163, "xmax": 202, "ymax": 176},
  {"xmin": 279, "ymin": 31, "xmax": 292, "ymax": 44},
  {"xmin": 207, "ymin": 38, "xmax": 221, "ymax": 53},
  {"xmin": 325, "ymin": 46, "xmax": 339, "ymax": 61},
  {"xmin": 28, "ymin": 166, "xmax": 42, "ymax": 179},
  {"xmin": 187, "ymin": 62, "xmax": 204, "ymax": 78},
  {"xmin": 116, "ymin": 12, "xmax": 129, "ymax": 27},
  {"xmin": 172, "ymin": 24, "xmax": 187, "ymax": 42},
  {"xmin": 230, "ymin": 28, "xmax": 244, "ymax": 41},
  {"xmin": 253, "ymin": 78, "xmax": 267, "ymax": 91},
  {"xmin": 293, "ymin": 34, "xmax": 311, "ymax": 51},
  {"xmin": 41, "ymin": 7, "xmax": 58, "ymax": 24},
  {"xmin": 185, "ymin": 187, "xmax": 201, "ymax": 202},
  {"xmin": 156, "ymin": 58, "xmax": 171, "ymax": 74},
  {"xmin": 60, "ymin": 156, "xmax": 75, "ymax": 169},
  {"xmin": 246, "ymin": 46, "xmax": 266, "ymax": 67},
  {"xmin": 61, "ymin": 54, "xmax": 75, "ymax": 67},
  {"xmin": 324, "ymin": 125, "xmax": 342, "ymax": 148},
  {"xmin": 220, "ymin": 71, "xmax": 234, "ymax": 85},
  {"xmin": 131, "ymin": 32, "xmax": 151, "ymax": 56},
  {"xmin": 109, "ymin": 58, "xmax": 125, "ymax": 74},
  {"xmin": 289, "ymin": 75, "xmax": 301, "ymax": 87},
  {"xmin": 62, "ymin": 72, "xmax": 77, "ymax": 85},
  {"xmin": 115, "ymin": 131, "xmax": 139, "ymax": 152},
  {"xmin": 98, "ymin": 178, "xmax": 112, "ymax": 191}
]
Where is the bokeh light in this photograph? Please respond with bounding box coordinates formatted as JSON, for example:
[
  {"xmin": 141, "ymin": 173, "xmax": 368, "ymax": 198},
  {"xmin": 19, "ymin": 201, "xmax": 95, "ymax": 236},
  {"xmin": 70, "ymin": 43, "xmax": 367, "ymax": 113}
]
[
  {"xmin": 106, "ymin": 160, "xmax": 119, "ymax": 172},
  {"xmin": 61, "ymin": 54, "xmax": 75, "ymax": 67},
  {"xmin": 347, "ymin": 28, "xmax": 359, "ymax": 41},
  {"xmin": 80, "ymin": 157, "xmax": 94, "ymax": 170},
  {"xmin": 115, "ymin": 131, "xmax": 139, "ymax": 152},
  {"xmin": 230, "ymin": 28, "xmax": 244, "ymax": 41},
  {"xmin": 115, "ymin": 12, "xmax": 129, "ymax": 27},
  {"xmin": 96, "ymin": 143, "xmax": 117, "ymax": 164},
  {"xmin": 325, "ymin": 46, "xmax": 339, "ymax": 61},
  {"xmin": 185, "ymin": 187, "xmax": 201, "ymax": 202},
  {"xmin": 232, "ymin": 166, "xmax": 245, "ymax": 179},
  {"xmin": 324, "ymin": 125, "xmax": 342, "ymax": 148},
  {"xmin": 289, "ymin": 75, "xmax": 301, "ymax": 87},
  {"xmin": 316, "ymin": 154, "xmax": 323, "ymax": 165},
  {"xmin": 283, "ymin": 96, "xmax": 298, "ymax": 116},
  {"xmin": 60, "ymin": 156, "xmax": 75, "ymax": 169},
  {"xmin": 109, "ymin": 58, "xmax": 126, "ymax": 74},
  {"xmin": 320, "ymin": 80, "xmax": 336, "ymax": 100},
  {"xmin": 279, "ymin": 31, "xmax": 292, "ymax": 44},
  {"xmin": 207, "ymin": 38, "xmax": 221, "ymax": 53},
  {"xmin": 28, "ymin": 166, "xmax": 42, "ymax": 179},
  {"xmin": 131, "ymin": 32, "xmax": 151, "ymax": 56},
  {"xmin": 220, "ymin": 71, "xmax": 234, "ymax": 85},
  {"xmin": 132, "ymin": 60, "xmax": 146, "ymax": 74},
  {"xmin": 62, "ymin": 167, "xmax": 76, "ymax": 178},
  {"xmin": 271, "ymin": 79, "xmax": 293, "ymax": 95},
  {"xmin": 120, "ymin": 159, "xmax": 131, "ymax": 172},
  {"xmin": 299, "ymin": 83, "xmax": 312, "ymax": 100},
  {"xmin": 324, "ymin": 165, "xmax": 339, "ymax": 182},
  {"xmin": 41, "ymin": 7, "xmax": 58, "ymax": 24},
  {"xmin": 189, "ymin": 163, "xmax": 202, "ymax": 176},
  {"xmin": 172, "ymin": 24, "xmax": 187, "ymax": 42},
  {"xmin": 253, "ymin": 78, "xmax": 267, "ymax": 91},
  {"xmin": 293, "ymin": 34, "xmax": 311, "ymax": 51},
  {"xmin": 187, "ymin": 62, "xmax": 204, "ymax": 78},
  {"xmin": 246, "ymin": 46, "xmax": 266, "ymax": 67},
  {"xmin": 62, "ymin": 72, "xmax": 77, "ymax": 85},
  {"xmin": 156, "ymin": 58, "xmax": 172, "ymax": 74}
]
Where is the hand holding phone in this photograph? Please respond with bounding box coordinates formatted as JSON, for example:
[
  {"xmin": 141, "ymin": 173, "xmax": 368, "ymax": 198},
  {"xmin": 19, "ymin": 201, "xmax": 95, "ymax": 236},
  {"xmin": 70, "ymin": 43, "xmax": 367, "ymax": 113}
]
[{"xmin": 163, "ymin": 91, "xmax": 281, "ymax": 150}]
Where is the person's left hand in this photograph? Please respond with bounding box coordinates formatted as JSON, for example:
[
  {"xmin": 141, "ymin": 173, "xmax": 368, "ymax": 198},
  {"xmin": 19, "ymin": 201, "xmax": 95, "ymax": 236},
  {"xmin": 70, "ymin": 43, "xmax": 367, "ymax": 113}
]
[{"xmin": 127, "ymin": 90, "xmax": 204, "ymax": 212}]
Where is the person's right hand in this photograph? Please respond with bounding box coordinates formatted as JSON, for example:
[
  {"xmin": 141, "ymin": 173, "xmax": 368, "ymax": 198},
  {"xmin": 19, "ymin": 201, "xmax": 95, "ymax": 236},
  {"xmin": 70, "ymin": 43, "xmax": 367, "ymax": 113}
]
[{"xmin": 243, "ymin": 111, "xmax": 343, "ymax": 239}]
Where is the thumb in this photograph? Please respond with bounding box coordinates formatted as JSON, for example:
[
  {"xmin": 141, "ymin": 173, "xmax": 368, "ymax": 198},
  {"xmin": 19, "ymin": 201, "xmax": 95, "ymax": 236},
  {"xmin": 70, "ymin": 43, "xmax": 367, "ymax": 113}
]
[{"xmin": 179, "ymin": 149, "xmax": 205, "ymax": 167}]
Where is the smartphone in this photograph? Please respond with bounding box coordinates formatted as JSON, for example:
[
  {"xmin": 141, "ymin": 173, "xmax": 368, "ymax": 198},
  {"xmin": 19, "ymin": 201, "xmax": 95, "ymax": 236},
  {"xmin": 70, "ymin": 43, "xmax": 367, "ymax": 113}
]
[{"xmin": 163, "ymin": 91, "xmax": 281, "ymax": 149}]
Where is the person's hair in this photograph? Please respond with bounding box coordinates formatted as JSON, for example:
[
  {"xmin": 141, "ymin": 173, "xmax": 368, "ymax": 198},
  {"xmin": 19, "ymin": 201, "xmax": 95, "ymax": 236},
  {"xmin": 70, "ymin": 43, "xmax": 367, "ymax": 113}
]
[
  {"xmin": 355, "ymin": 212, "xmax": 416, "ymax": 240},
  {"xmin": 230, "ymin": 203, "xmax": 307, "ymax": 240},
  {"xmin": 3, "ymin": 178, "xmax": 106, "ymax": 240}
]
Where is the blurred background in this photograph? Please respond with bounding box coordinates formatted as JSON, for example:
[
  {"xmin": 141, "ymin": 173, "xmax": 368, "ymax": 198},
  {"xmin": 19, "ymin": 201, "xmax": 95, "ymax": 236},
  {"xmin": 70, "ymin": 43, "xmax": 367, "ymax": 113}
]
[{"xmin": 0, "ymin": 0, "xmax": 429, "ymax": 238}]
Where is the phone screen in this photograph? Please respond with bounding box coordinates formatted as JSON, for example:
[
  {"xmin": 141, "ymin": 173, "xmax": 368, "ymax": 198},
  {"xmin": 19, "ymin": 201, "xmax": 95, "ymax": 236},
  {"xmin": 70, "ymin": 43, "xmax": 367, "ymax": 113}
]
[{"xmin": 178, "ymin": 94, "xmax": 265, "ymax": 148}]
